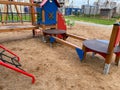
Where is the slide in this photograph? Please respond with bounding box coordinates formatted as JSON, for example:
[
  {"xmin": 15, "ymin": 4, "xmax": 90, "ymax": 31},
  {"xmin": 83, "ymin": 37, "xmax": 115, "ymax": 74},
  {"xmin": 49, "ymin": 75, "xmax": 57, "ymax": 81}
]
[{"xmin": 57, "ymin": 12, "xmax": 67, "ymax": 30}]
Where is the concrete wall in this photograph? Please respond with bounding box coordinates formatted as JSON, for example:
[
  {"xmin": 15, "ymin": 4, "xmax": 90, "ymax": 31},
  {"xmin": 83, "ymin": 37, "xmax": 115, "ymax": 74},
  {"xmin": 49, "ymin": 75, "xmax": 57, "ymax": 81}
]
[
  {"xmin": 82, "ymin": 5, "xmax": 99, "ymax": 15},
  {"xmin": 116, "ymin": 3, "xmax": 120, "ymax": 14}
]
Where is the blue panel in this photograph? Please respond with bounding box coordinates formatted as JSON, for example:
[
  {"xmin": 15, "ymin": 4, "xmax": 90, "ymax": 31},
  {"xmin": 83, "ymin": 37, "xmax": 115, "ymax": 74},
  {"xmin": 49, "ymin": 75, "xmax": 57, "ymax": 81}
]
[
  {"xmin": 76, "ymin": 48, "xmax": 84, "ymax": 61},
  {"xmin": 65, "ymin": 8, "xmax": 72, "ymax": 15},
  {"xmin": 43, "ymin": 0, "xmax": 58, "ymax": 25},
  {"xmin": 50, "ymin": 36, "xmax": 56, "ymax": 43},
  {"xmin": 24, "ymin": 6, "xmax": 29, "ymax": 13},
  {"xmin": 36, "ymin": 7, "xmax": 43, "ymax": 24},
  {"xmin": 36, "ymin": 0, "xmax": 58, "ymax": 25}
]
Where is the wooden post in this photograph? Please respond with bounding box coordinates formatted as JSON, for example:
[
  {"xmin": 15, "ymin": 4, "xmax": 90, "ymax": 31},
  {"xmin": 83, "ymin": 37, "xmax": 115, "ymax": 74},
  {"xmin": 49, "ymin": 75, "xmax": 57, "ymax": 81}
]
[
  {"xmin": 2, "ymin": 4, "xmax": 8, "ymax": 24},
  {"xmin": 42, "ymin": 10, "xmax": 46, "ymax": 30},
  {"xmin": 29, "ymin": 0, "xmax": 36, "ymax": 25},
  {"xmin": 1, "ymin": 0, "xmax": 7, "ymax": 24},
  {"xmin": 42, "ymin": 10, "xmax": 45, "ymax": 23},
  {"xmin": 14, "ymin": 4, "xmax": 23, "ymax": 23},
  {"xmin": 5, "ymin": 5, "xmax": 8, "ymax": 24},
  {"xmin": 82, "ymin": 45, "xmax": 87, "ymax": 60},
  {"xmin": 115, "ymin": 55, "xmax": 120, "ymax": 66},
  {"xmin": 103, "ymin": 24, "xmax": 119, "ymax": 74},
  {"xmin": 105, "ymin": 25, "xmax": 119, "ymax": 64},
  {"xmin": 29, "ymin": 0, "xmax": 36, "ymax": 37}
]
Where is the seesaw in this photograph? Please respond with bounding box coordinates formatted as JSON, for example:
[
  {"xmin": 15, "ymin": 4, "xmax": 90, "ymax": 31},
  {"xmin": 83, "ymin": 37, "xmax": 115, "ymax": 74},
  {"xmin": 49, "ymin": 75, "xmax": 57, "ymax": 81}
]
[{"xmin": 49, "ymin": 33, "xmax": 88, "ymax": 61}]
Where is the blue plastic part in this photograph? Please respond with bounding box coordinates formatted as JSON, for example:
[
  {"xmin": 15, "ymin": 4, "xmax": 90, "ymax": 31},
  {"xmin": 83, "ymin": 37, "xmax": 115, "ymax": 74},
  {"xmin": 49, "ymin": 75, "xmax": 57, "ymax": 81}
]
[
  {"xmin": 44, "ymin": 0, "xmax": 58, "ymax": 25},
  {"xmin": 75, "ymin": 48, "xmax": 84, "ymax": 61},
  {"xmin": 36, "ymin": 0, "xmax": 58, "ymax": 25},
  {"xmin": 50, "ymin": 37, "xmax": 56, "ymax": 43},
  {"xmin": 36, "ymin": 7, "xmax": 42, "ymax": 24}
]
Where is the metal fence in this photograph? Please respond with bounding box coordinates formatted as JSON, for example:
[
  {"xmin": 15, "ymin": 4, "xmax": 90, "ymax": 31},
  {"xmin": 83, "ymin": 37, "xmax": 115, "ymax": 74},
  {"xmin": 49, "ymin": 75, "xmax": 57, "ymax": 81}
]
[{"xmin": 62, "ymin": 6, "xmax": 120, "ymax": 19}]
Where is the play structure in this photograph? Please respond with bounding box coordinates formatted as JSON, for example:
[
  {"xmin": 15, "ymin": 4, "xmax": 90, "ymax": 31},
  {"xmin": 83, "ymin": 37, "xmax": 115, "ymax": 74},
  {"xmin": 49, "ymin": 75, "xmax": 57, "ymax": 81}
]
[
  {"xmin": 0, "ymin": 0, "xmax": 120, "ymax": 85},
  {"xmin": 35, "ymin": 0, "xmax": 66, "ymax": 31},
  {"xmin": 0, "ymin": 0, "xmax": 87, "ymax": 83},
  {"xmin": 49, "ymin": 23, "xmax": 120, "ymax": 74},
  {"xmin": 36, "ymin": 0, "xmax": 86, "ymax": 60},
  {"xmin": 82, "ymin": 23, "xmax": 120, "ymax": 74},
  {"xmin": 36, "ymin": 0, "xmax": 60, "ymax": 29},
  {"xmin": 0, "ymin": 0, "xmax": 37, "ymax": 33}
]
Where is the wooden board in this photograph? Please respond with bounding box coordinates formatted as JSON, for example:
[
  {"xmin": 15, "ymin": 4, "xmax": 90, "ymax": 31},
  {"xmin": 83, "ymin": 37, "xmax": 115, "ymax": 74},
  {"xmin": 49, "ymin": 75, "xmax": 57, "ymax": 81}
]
[
  {"xmin": 0, "ymin": 1, "xmax": 38, "ymax": 6},
  {"xmin": 67, "ymin": 33, "xmax": 88, "ymax": 41},
  {"xmin": 0, "ymin": 24, "xmax": 37, "ymax": 32}
]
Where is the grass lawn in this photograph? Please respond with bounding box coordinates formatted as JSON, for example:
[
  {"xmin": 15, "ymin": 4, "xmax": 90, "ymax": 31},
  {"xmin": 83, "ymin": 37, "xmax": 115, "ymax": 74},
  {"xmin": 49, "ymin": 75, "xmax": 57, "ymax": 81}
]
[
  {"xmin": 65, "ymin": 15, "xmax": 116, "ymax": 25},
  {"xmin": 0, "ymin": 14, "xmax": 31, "ymax": 22}
]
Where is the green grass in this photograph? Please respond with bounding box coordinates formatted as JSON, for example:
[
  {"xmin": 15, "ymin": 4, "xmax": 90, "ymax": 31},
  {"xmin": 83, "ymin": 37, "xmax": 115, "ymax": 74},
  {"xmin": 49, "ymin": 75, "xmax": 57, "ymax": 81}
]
[
  {"xmin": 65, "ymin": 16, "xmax": 116, "ymax": 25},
  {"xmin": 0, "ymin": 14, "xmax": 31, "ymax": 22},
  {"xmin": 0, "ymin": 14, "xmax": 117, "ymax": 25}
]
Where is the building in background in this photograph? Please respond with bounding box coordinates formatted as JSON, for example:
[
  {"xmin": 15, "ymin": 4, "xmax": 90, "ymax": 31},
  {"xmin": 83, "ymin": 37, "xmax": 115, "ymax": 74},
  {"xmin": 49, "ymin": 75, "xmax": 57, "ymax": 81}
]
[
  {"xmin": 94, "ymin": 0, "xmax": 120, "ymax": 15},
  {"xmin": 81, "ymin": 0, "xmax": 120, "ymax": 16},
  {"xmin": 0, "ymin": 0, "xmax": 120, "ymax": 15},
  {"xmin": 57, "ymin": 0, "xmax": 70, "ymax": 7}
]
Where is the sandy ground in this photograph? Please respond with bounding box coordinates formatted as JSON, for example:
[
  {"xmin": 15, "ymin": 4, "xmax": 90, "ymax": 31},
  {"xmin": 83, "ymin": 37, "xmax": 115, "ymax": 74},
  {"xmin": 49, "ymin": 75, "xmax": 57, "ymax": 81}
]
[{"xmin": 0, "ymin": 22, "xmax": 120, "ymax": 90}]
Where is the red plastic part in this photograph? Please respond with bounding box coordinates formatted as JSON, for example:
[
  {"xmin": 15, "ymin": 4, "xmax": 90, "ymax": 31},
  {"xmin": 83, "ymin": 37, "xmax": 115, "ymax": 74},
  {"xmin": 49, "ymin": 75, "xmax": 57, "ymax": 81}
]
[
  {"xmin": 0, "ymin": 45, "xmax": 20, "ymax": 61},
  {"xmin": 85, "ymin": 47, "xmax": 107, "ymax": 58},
  {"xmin": 114, "ymin": 26, "xmax": 120, "ymax": 46},
  {"xmin": 0, "ymin": 60, "xmax": 35, "ymax": 84},
  {"xmin": 57, "ymin": 12, "xmax": 67, "ymax": 30},
  {"xmin": 57, "ymin": 12, "xmax": 67, "ymax": 39},
  {"xmin": 115, "ymin": 53, "xmax": 120, "ymax": 56}
]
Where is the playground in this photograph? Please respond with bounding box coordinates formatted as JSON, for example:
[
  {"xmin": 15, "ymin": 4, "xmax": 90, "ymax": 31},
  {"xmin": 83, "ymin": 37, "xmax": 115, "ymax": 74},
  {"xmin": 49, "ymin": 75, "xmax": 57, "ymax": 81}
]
[
  {"xmin": 0, "ymin": 0, "xmax": 120, "ymax": 90},
  {"xmin": 0, "ymin": 22, "xmax": 120, "ymax": 90}
]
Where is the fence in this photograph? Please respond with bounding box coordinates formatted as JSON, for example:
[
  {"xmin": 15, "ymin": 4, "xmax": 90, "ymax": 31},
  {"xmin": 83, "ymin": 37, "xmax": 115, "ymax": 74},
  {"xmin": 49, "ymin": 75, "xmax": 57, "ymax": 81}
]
[
  {"xmin": 64, "ymin": 8, "xmax": 83, "ymax": 16},
  {"xmin": 0, "ymin": 12, "xmax": 32, "ymax": 23},
  {"xmin": 82, "ymin": 5, "xmax": 99, "ymax": 15},
  {"xmin": 0, "ymin": 1, "xmax": 37, "ymax": 24},
  {"xmin": 63, "ymin": 6, "xmax": 99, "ymax": 16}
]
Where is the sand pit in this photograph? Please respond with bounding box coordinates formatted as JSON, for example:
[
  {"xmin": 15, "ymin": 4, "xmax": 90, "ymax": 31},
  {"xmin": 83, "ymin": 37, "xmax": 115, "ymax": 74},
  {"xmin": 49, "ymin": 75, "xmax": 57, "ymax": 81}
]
[{"xmin": 0, "ymin": 22, "xmax": 120, "ymax": 90}]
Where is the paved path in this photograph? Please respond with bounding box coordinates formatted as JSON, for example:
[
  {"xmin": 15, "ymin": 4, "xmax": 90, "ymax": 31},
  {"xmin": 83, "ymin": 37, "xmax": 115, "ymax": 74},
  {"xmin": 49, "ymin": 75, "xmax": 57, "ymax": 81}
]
[{"xmin": 75, "ymin": 21, "xmax": 113, "ymax": 29}]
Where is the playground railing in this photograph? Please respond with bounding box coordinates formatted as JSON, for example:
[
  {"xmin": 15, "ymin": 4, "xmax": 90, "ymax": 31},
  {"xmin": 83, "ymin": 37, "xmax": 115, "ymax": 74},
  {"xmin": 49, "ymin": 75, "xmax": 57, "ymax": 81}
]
[{"xmin": 0, "ymin": 12, "xmax": 33, "ymax": 23}]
